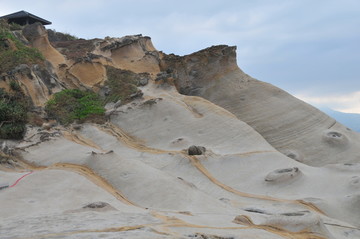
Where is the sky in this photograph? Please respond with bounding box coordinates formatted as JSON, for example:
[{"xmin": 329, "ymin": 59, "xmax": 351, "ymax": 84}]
[{"xmin": 1, "ymin": 0, "xmax": 360, "ymax": 113}]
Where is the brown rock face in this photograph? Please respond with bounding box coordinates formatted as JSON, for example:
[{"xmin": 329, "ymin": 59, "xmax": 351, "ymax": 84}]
[
  {"xmin": 23, "ymin": 23, "xmax": 65, "ymax": 68},
  {"xmin": 160, "ymin": 45, "xmax": 239, "ymax": 95},
  {"xmin": 101, "ymin": 35, "xmax": 161, "ymax": 75},
  {"xmin": 6, "ymin": 23, "xmax": 360, "ymax": 166},
  {"xmin": 1, "ymin": 63, "xmax": 64, "ymax": 107},
  {"xmin": 2, "ymin": 21, "xmax": 167, "ymax": 107}
]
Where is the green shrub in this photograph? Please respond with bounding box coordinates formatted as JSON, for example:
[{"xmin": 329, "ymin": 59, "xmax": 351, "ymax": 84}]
[
  {"xmin": 0, "ymin": 19, "xmax": 9, "ymax": 32},
  {"xmin": 0, "ymin": 88, "xmax": 29, "ymax": 139},
  {"xmin": 45, "ymin": 89, "xmax": 105, "ymax": 125},
  {"xmin": 0, "ymin": 20, "xmax": 44, "ymax": 73}
]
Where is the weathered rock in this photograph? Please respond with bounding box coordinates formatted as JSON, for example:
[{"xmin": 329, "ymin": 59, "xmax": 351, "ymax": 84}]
[
  {"xmin": 188, "ymin": 145, "xmax": 206, "ymax": 155},
  {"xmin": 10, "ymin": 64, "xmax": 32, "ymax": 78},
  {"xmin": 155, "ymin": 71, "xmax": 172, "ymax": 82},
  {"xmin": 265, "ymin": 167, "xmax": 301, "ymax": 183},
  {"xmin": 39, "ymin": 131, "xmax": 61, "ymax": 141},
  {"xmin": 82, "ymin": 201, "xmax": 109, "ymax": 209},
  {"xmin": 191, "ymin": 233, "xmax": 234, "ymax": 239},
  {"xmin": 113, "ymin": 100, "xmax": 122, "ymax": 108},
  {"xmin": 127, "ymin": 90, "xmax": 143, "ymax": 100},
  {"xmin": 100, "ymin": 34, "xmax": 145, "ymax": 51},
  {"xmin": 22, "ymin": 22, "xmax": 46, "ymax": 42},
  {"xmin": 1, "ymin": 142, "xmax": 9, "ymax": 154},
  {"xmin": 160, "ymin": 43, "xmax": 360, "ymax": 167},
  {"xmin": 138, "ymin": 77, "xmax": 149, "ymax": 86},
  {"xmin": 160, "ymin": 45, "xmax": 237, "ymax": 95},
  {"xmin": 42, "ymin": 120, "xmax": 57, "ymax": 130},
  {"xmin": 141, "ymin": 98, "xmax": 162, "ymax": 107},
  {"xmin": 2, "ymin": 25, "xmax": 360, "ymax": 239},
  {"xmin": 71, "ymin": 124, "xmax": 82, "ymax": 130},
  {"xmin": 32, "ymin": 63, "xmax": 63, "ymax": 90},
  {"xmin": 322, "ymin": 130, "xmax": 349, "ymax": 148},
  {"xmin": 52, "ymin": 39, "xmax": 96, "ymax": 60}
]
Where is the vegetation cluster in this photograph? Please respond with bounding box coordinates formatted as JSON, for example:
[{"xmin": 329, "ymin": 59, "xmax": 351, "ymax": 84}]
[
  {"xmin": 0, "ymin": 84, "xmax": 29, "ymax": 139},
  {"xmin": 45, "ymin": 89, "xmax": 105, "ymax": 125},
  {"xmin": 104, "ymin": 66, "xmax": 142, "ymax": 103},
  {"xmin": 0, "ymin": 20, "xmax": 144, "ymax": 139},
  {"xmin": 0, "ymin": 19, "xmax": 44, "ymax": 73}
]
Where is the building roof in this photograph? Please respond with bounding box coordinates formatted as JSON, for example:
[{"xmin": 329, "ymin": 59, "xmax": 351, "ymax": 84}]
[{"xmin": 0, "ymin": 10, "xmax": 52, "ymax": 25}]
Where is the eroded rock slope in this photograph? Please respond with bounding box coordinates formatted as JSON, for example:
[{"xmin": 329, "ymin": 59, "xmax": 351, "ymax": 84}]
[{"xmin": 1, "ymin": 23, "xmax": 360, "ymax": 239}]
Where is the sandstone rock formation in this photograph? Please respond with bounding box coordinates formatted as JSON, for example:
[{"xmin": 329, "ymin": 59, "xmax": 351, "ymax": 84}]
[
  {"xmin": 160, "ymin": 45, "xmax": 360, "ymax": 167},
  {"xmin": 1, "ymin": 23, "xmax": 360, "ymax": 239}
]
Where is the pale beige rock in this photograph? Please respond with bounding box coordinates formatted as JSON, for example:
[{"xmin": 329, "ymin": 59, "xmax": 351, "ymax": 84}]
[
  {"xmin": 1, "ymin": 32, "xmax": 360, "ymax": 239},
  {"xmin": 163, "ymin": 45, "xmax": 360, "ymax": 167}
]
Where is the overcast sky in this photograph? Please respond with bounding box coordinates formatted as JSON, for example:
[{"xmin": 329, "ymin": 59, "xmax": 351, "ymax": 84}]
[{"xmin": 1, "ymin": 0, "xmax": 360, "ymax": 113}]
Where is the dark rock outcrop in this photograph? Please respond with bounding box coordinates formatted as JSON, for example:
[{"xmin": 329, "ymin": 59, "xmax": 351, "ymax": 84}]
[{"xmin": 188, "ymin": 145, "xmax": 206, "ymax": 155}]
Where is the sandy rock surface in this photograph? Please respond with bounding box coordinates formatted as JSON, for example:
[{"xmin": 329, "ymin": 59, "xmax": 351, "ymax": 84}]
[{"xmin": 1, "ymin": 27, "xmax": 360, "ymax": 239}]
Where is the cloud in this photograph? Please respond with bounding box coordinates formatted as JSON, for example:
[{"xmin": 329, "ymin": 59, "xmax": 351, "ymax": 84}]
[{"xmin": 296, "ymin": 91, "xmax": 360, "ymax": 113}]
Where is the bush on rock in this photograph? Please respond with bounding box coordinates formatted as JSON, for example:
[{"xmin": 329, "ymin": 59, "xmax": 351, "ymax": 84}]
[{"xmin": 45, "ymin": 89, "xmax": 105, "ymax": 125}]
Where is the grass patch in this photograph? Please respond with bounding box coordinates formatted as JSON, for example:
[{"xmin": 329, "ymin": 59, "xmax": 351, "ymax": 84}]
[
  {"xmin": 9, "ymin": 23, "xmax": 23, "ymax": 31},
  {"xmin": 45, "ymin": 89, "xmax": 105, "ymax": 125},
  {"xmin": 47, "ymin": 29, "xmax": 78, "ymax": 42},
  {"xmin": 104, "ymin": 66, "xmax": 142, "ymax": 103},
  {"xmin": 0, "ymin": 19, "xmax": 44, "ymax": 73}
]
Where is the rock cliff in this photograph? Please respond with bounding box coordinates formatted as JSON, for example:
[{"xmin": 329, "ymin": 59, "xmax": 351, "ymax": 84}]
[
  {"xmin": 161, "ymin": 44, "xmax": 360, "ymax": 167},
  {"xmin": 1, "ymin": 22, "xmax": 359, "ymax": 239}
]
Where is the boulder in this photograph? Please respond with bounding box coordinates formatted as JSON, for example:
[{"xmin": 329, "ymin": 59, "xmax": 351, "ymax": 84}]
[
  {"xmin": 138, "ymin": 77, "xmax": 149, "ymax": 86},
  {"xmin": 188, "ymin": 145, "xmax": 206, "ymax": 155}
]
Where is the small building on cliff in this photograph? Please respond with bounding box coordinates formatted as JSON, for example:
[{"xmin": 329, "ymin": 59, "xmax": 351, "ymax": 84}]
[{"xmin": 0, "ymin": 10, "xmax": 51, "ymax": 26}]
